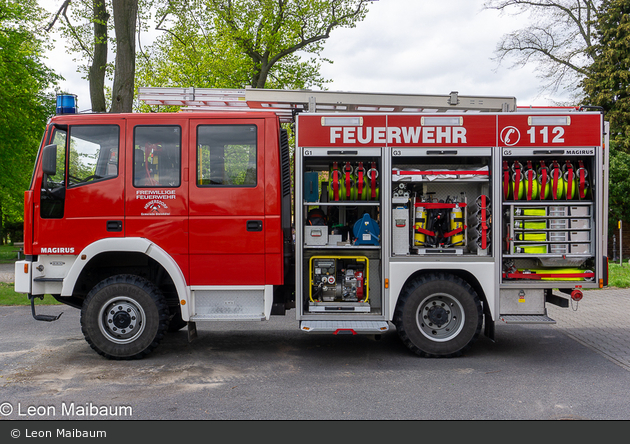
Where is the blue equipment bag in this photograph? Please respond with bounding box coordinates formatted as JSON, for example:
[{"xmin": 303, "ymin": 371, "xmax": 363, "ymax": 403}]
[
  {"xmin": 304, "ymin": 172, "xmax": 319, "ymax": 202},
  {"xmin": 353, "ymin": 213, "xmax": 380, "ymax": 246}
]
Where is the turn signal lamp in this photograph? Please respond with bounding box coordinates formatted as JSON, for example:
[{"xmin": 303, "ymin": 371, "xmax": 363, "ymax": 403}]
[{"xmin": 56, "ymin": 94, "xmax": 78, "ymax": 115}]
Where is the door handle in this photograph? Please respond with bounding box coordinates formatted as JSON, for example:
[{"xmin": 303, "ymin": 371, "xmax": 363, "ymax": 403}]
[
  {"xmin": 533, "ymin": 150, "xmax": 564, "ymax": 155},
  {"xmin": 247, "ymin": 220, "xmax": 263, "ymax": 231},
  {"xmin": 426, "ymin": 150, "xmax": 457, "ymax": 155},
  {"xmin": 107, "ymin": 220, "xmax": 122, "ymax": 232}
]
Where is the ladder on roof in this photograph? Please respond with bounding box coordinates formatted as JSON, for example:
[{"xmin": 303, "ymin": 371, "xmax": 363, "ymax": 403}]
[{"xmin": 137, "ymin": 87, "xmax": 517, "ymax": 122}]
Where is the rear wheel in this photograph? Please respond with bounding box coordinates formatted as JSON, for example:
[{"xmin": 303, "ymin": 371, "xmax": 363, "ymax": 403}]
[
  {"xmin": 81, "ymin": 275, "xmax": 170, "ymax": 360},
  {"xmin": 393, "ymin": 273, "xmax": 482, "ymax": 358}
]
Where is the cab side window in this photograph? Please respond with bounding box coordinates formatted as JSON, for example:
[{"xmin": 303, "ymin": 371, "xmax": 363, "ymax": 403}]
[
  {"xmin": 197, "ymin": 125, "xmax": 257, "ymax": 187},
  {"xmin": 133, "ymin": 126, "xmax": 181, "ymax": 187},
  {"xmin": 67, "ymin": 125, "xmax": 119, "ymax": 187},
  {"xmin": 40, "ymin": 127, "xmax": 68, "ymax": 219},
  {"xmin": 48, "ymin": 128, "xmax": 67, "ymax": 185}
]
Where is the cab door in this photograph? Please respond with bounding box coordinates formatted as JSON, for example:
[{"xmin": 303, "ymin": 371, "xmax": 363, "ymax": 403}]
[
  {"xmin": 188, "ymin": 119, "xmax": 266, "ymax": 286},
  {"xmin": 34, "ymin": 121, "xmax": 125, "ymax": 255},
  {"xmin": 124, "ymin": 119, "xmax": 189, "ymax": 280}
]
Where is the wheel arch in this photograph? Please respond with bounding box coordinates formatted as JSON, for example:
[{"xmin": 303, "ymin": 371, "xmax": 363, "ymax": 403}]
[
  {"xmin": 391, "ymin": 267, "xmax": 494, "ymax": 321},
  {"xmin": 61, "ymin": 238, "xmax": 190, "ymax": 320},
  {"xmin": 392, "ymin": 269, "xmax": 485, "ymax": 357}
]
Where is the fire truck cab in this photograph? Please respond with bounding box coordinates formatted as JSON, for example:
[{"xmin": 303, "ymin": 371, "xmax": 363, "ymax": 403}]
[{"xmin": 15, "ymin": 88, "xmax": 609, "ymax": 360}]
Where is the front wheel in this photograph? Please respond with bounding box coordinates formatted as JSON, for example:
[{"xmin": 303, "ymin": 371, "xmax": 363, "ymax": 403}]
[
  {"xmin": 393, "ymin": 273, "xmax": 482, "ymax": 358},
  {"xmin": 81, "ymin": 275, "xmax": 170, "ymax": 360}
]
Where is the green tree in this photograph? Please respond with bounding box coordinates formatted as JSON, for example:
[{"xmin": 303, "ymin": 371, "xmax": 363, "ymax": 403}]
[
  {"xmin": 46, "ymin": 0, "xmax": 112, "ymax": 112},
  {"xmin": 136, "ymin": 0, "xmax": 373, "ymax": 104},
  {"xmin": 0, "ymin": 0, "xmax": 60, "ymax": 244},
  {"xmin": 581, "ymin": 0, "xmax": 630, "ymax": 151},
  {"xmin": 110, "ymin": 0, "xmax": 139, "ymax": 112},
  {"xmin": 47, "ymin": 0, "xmax": 146, "ymax": 113},
  {"xmin": 581, "ymin": 0, "xmax": 630, "ymax": 227},
  {"xmin": 484, "ymin": 0, "xmax": 601, "ymax": 100},
  {"xmin": 607, "ymin": 150, "xmax": 630, "ymax": 226}
]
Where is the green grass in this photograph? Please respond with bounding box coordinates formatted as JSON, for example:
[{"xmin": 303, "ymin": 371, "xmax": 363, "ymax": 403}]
[
  {"xmin": 0, "ymin": 243, "xmax": 21, "ymax": 264},
  {"xmin": 607, "ymin": 263, "xmax": 630, "ymax": 288},
  {"xmin": 0, "ymin": 282, "xmax": 61, "ymax": 305}
]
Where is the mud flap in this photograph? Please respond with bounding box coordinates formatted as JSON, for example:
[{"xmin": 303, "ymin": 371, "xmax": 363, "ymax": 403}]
[
  {"xmin": 187, "ymin": 321, "xmax": 198, "ymax": 343},
  {"xmin": 483, "ymin": 311, "xmax": 495, "ymax": 342}
]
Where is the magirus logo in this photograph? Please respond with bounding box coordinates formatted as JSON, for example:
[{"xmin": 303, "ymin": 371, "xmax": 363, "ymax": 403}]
[{"xmin": 40, "ymin": 247, "xmax": 75, "ymax": 254}]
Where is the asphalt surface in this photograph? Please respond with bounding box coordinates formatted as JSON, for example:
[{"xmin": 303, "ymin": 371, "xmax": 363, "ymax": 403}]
[{"xmin": 1, "ymin": 263, "xmax": 629, "ymax": 421}]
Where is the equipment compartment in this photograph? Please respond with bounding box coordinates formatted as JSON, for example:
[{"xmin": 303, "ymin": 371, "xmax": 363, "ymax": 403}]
[
  {"xmin": 308, "ymin": 255, "xmax": 370, "ymax": 312},
  {"xmin": 302, "ymin": 250, "xmax": 382, "ymax": 314},
  {"xmin": 391, "ymin": 151, "xmax": 492, "ymax": 257},
  {"xmin": 298, "ymin": 148, "xmax": 383, "ymax": 317},
  {"xmin": 500, "ymin": 153, "xmax": 597, "ymax": 284},
  {"xmin": 302, "ymin": 153, "xmax": 381, "ymax": 249}
]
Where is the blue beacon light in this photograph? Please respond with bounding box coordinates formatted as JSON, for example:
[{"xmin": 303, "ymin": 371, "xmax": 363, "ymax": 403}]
[{"xmin": 56, "ymin": 94, "xmax": 78, "ymax": 115}]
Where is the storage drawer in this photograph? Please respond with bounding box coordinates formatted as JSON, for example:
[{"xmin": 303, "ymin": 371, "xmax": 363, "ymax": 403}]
[
  {"xmin": 570, "ymin": 206, "xmax": 590, "ymax": 216},
  {"xmin": 500, "ymin": 289, "xmax": 545, "ymax": 315},
  {"xmin": 570, "ymin": 231, "xmax": 590, "ymax": 242},
  {"xmin": 570, "ymin": 243, "xmax": 591, "ymax": 254},
  {"xmin": 305, "ymin": 226, "xmax": 328, "ymax": 246},
  {"xmin": 570, "ymin": 218, "xmax": 590, "ymax": 229}
]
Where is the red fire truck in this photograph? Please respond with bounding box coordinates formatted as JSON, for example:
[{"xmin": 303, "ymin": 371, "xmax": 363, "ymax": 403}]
[{"xmin": 15, "ymin": 88, "xmax": 609, "ymax": 359}]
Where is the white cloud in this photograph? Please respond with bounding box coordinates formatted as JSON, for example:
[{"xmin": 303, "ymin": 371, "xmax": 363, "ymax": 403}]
[
  {"xmin": 42, "ymin": 0, "xmax": 574, "ymax": 110},
  {"xmin": 317, "ymin": 0, "xmax": 568, "ymax": 106}
]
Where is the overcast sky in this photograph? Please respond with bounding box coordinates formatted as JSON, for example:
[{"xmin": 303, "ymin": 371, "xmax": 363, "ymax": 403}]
[{"xmin": 43, "ymin": 0, "xmax": 572, "ymax": 111}]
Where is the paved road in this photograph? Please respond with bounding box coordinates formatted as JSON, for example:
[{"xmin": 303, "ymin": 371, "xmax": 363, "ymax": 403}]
[
  {"xmin": 1, "ymin": 263, "xmax": 629, "ymax": 420},
  {"xmin": 547, "ymin": 288, "xmax": 630, "ymax": 372},
  {"xmin": 3, "ymin": 263, "xmax": 628, "ymax": 371}
]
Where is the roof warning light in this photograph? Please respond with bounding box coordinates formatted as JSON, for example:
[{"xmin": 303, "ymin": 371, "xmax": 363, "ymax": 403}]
[{"xmin": 56, "ymin": 94, "xmax": 78, "ymax": 115}]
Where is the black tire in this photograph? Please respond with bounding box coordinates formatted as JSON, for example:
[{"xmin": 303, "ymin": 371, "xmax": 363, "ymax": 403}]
[
  {"xmin": 393, "ymin": 273, "xmax": 482, "ymax": 358},
  {"xmin": 80, "ymin": 275, "xmax": 170, "ymax": 360}
]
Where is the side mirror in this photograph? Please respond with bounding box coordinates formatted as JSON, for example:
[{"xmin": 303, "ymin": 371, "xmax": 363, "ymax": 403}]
[{"xmin": 42, "ymin": 144, "xmax": 57, "ymax": 176}]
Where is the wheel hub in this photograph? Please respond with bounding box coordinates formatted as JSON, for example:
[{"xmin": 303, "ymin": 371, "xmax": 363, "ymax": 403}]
[
  {"xmin": 99, "ymin": 297, "xmax": 145, "ymax": 344},
  {"xmin": 112, "ymin": 311, "xmax": 132, "ymax": 329},
  {"xmin": 106, "ymin": 302, "xmax": 139, "ymax": 334},
  {"xmin": 426, "ymin": 304, "xmax": 450, "ymax": 327},
  {"xmin": 416, "ymin": 293, "xmax": 465, "ymax": 342}
]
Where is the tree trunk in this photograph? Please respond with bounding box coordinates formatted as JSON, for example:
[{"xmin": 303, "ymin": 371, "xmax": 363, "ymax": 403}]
[
  {"xmin": 110, "ymin": 0, "xmax": 138, "ymax": 113},
  {"xmin": 89, "ymin": 0, "xmax": 109, "ymax": 113},
  {"xmin": 254, "ymin": 62, "xmax": 270, "ymax": 89},
  {"xmin": 252, "ymin": 55, "xmax": 270, "ymax": 88}
]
